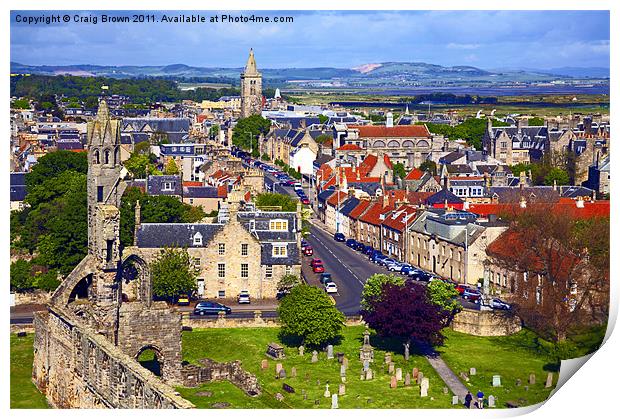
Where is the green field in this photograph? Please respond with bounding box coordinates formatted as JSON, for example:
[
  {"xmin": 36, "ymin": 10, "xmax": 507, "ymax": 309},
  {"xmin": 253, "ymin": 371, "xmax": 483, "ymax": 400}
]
[{"xmin": 10, "ymin": 333, "xmax": 49, "ymax": 409}]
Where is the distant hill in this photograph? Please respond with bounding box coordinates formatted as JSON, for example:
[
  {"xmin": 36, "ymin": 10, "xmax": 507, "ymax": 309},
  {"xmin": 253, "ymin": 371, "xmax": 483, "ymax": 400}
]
[{"xmin": 543, "ymin": 67, "xmax": 609, "ymax": 79}]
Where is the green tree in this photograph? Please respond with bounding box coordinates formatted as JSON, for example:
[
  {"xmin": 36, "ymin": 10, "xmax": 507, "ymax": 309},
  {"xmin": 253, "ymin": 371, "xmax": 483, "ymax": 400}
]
[
  {"xmin": 164, "ymin": 159, "xmax": 180, "ymax": 175},
  {"xmin": 544, "ymin": 167, "xmax": 570, "ymax": 186},
  {"xmin": 277, "ymin": 274, "xmax": 302, "ymax": 293},
  {"xmin": 33, "ymin": 270, "xmax": 61, "ymax": 292},
  {"xmin": 510, "ymin": 163, "xmax": 532, "ymax": 177},
  {"xmin": 133, "ymin": 141, "xmax": 151, "ymax": 155},
  {"xmin": 393, "ymin": 163, "xmax": 407, "ymax": 180},
  {"xmin": 124, "ymin": 153, "xmax": 159, "ymax": 178},
  {"xmin": 11, "ymin": 99, "xmax": 30, "ymax": 109},
  {"xmin": 232, "ymin": 115, "xmax": 271, "ymax": 150},
  {"xmin": 361, "ymin": 273, "xmax": 405, "ymax": 312},
  {"xmin": 10, "ymin": 260, "xmax": 34, "ymax": 291},
  {"xmin": 318, "ymin": 114, "xmax": 328, "ymax": 124},
  {"xmin": 25, "ymin": 150, "xmax": 87, "ymax": 190},
  {"xmin": 255, "ymin": 192, "xmax": 298, "ymax": 212},
  {"xmin": 426, "ymin": 280, "xmax": 461, "ymax": 323},
  {"xmin": 314, "ymin": 134, "xmax": 332, "ymax": 145},
  {"xmin": 150, "ymin": 248, "xmax": 197, "ymax": 301},
  {"xmin": 419, "ymin": 160, "xmax": 437, "ymax": 175},
  {"xmin": 277, "ymin": 285, "xmax": 345, "ymax": 347},
  {"xmin": 528, "ymin": 117, "xmax": 545, "ymax": 126}
]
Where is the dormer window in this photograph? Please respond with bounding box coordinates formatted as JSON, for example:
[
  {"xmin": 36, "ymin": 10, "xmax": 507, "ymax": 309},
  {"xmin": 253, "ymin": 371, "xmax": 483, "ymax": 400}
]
[
  {"xmin": 193, "ymin": 232, "xmax": 203, "ymax": 246},
  {"xmin": 162, "ymin": 182, "xmax": 176, "ymax": 192},
  {"xmin": 269, "ymin": 220, "xmax": 288, "ymax": 231}
]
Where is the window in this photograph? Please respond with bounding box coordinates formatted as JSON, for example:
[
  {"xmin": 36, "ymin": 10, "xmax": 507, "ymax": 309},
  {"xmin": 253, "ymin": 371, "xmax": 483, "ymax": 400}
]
[
  {"xmin": 269, "ymin": 220, "xmax": 288, "ymax": 231},
  {"xmin": 272, "ymin": 245, "xmax": 287, "ymax": 257},
  {"xmin": 285, "ymin": 265, "xmax": 292, "ymax": 275},
  {"xmin": 217, "ymin": 263, "xmax": 225, "ymax": 278},
  {"xmin": 265, "ymin": 265, "xmax": 273, "ymax": 278},
  {"xmin": 97, "ymin": 186, "xmax": 104, "ymax": 202},
  {"xmin": 193, "ymin": 232, "xmax": 202, "ymax": 246},
  {"xmin": 106, "ymin": 240, "xmax": 113, "ymax": 262},
  {"xmin": 218, "ymin": 290, "xmax": 225, "ymax": 298},
  {"xmin": 241, "ymin": 264, "xmax": 249, "ymax": 278},
  {"xmin": 193, "ymin": 258, "xmax": 201, "ymax": 271},
  {"xmin": 241, "ymin": 243, "xmax": 248, "ymax": 256},
  {"xmin": 189, "ymin": 198, "xmax": 194, "ymax": 204},
  {"xmin": 218, "ymin": 243, "xmax": 225, "ymax": 255},
  {"xmin": 104, "ymin": 149, "xmax": 110, "ymax": 164},
  {"xmin": 162, "ymin": 182, "xmax": 176, "ymax": 191}
]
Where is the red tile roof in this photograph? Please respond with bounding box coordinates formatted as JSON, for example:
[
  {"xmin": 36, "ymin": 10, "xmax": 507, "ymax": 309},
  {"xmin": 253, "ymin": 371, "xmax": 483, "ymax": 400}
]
[
  {"xmin": 467, "ymin": 200, "xmax": 609, "ymax": 219},
  {"xmin": 217, "ymin": 185, "xmax": 228, "ymax": 198},
  {"xmin": 326, "ymin": 191, "xmax": 348, "ymax": 207},
  {"xmin": 359, "ymin": 202, "xmax": 392, "ymax": 226},
  {"xmin": 183, "ymin": 181, "xmax": 203, "ymax": 187},
  {"xmin": 348, "ymin": 199, "xmax": 372, "ymax": 220},
  {"xmin": 406, "ymin": 191, "xmax": 434, "ymax": 205},
  {"xmin": 381, "ymin": 204, "xmax": 417, "ymax": 232},
  {"xmin": 349, "ymin": 125, "xmax": 431, "ymax": 138},
  {"xmin": 337, "ymin": 144, "xmax": 363, "ymax": 151},
  {"xmin": 405, "ymin": 168, "xmax": 424, "ymax": 181}
]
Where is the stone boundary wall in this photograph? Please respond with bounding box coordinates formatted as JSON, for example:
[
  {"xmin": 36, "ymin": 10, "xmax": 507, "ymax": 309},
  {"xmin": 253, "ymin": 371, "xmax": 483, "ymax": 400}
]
[
  {"xmin": 181, "ymin": 311, "xmax": 364, "ymax": 329},
  {"xmin": 14, "ymin": 290, "xmax": 53, "ymax": 305},
  {"xmin": 451, "ymin": 308, "xmax": 522, "ymax": 336},
  {"xmin": 181, "ymin": 359, "xmax": 260, "ymax": 396}
]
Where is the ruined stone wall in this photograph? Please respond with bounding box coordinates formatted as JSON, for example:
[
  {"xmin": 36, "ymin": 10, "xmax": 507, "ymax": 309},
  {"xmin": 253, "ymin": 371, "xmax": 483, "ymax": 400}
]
[
  {"xmin": 33, "ymin": 308, "xmax": 194, "ymax": 409},
  {"xmin": 451, "ymin": 308, "xmax": 522, "ymax": 337},
  {"xmin": 181, "ymin": 312, "xmax": 364, "ymax": 329},
  {"xmin": 181, "ymin": 359, "xmax": 260, "ymax": 396}
]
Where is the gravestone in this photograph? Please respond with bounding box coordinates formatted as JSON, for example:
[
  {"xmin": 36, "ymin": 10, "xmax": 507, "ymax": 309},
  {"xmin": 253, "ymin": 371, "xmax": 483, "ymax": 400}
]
[
  {"xmin": 493, "ymin": 375, "xmax": 502, "ymax": 387},
  {"xmin": 266, "ymin": 342, "xmax": 285, "ymax": 359},
  {"xmin": 343, "ymin": 357, "xmax": 349, "ymax": 369},
  {"xmin": 291, "ymin": 367, "xmax": 297, "ymax": 378},
  {"xmin": 524, "ymin": 386, "xmax": 529, "ymax": 392},
  {"xmin": 315, "ymin": 400, "xmax": 320, "ymax": 405},
  {"xmin": 452, "ymin": 395, "xmax": 459, "ymax": 405},
  {"xmin": 341, "ymin": 376, "xmax": 346, "ymax": 383},
  {"xmin": 276, "ymin": 363, "xmax": 283, "ymax": 374},
  {"xmin": 516, "ymin": 379, "xmax": 522, "ymax": 387},
  {"xmin": 460, "ymin": 372, "xmax": 470, "ymax": 382},
  {"xmin": 417, "ymin": 372, "xmax": 424, "ymax": 384},
  {"xmin": 420, "ymin": 378, "xmax": 429, "ymax": 397},
  {"xmin": 275, "ymin": 393, "xmax": 284, "ymax": 402},
  {"xmin": 412, "ymin": 367, "xmax": 419, "ymax": 380},
  {"xmin": 404, "ymin": 373, "xmax": 411, "ymax": 386},
  {"xmin": 282, "ymin": 383, "xmax": 295, "ymax": 394},
  {"xmin": 360, "ymin": 328, "xmax": 375, "ymax": 363},
  {"xmin": 360, "ymin": 373, "xmax": 365, "ymax": 381},
  {"xmin": 261, "ymin": 359, "xmax": 269, "ymax": 370},
  {"xmin": 388, "ymin": 362, "xmax": 395, "ymax": 374},
  {"xmin": 395, "ymin": 368, "xmax": 403, "ymax": 381},
  {"xmin": 363, "ymin": 359, "xmax": 370, "ymax": 371},
  {"xmin": 390, "ymin": 376, "xmax": 398, "ymax": 389},
  {"xmin": 488, "ymin": 395, "xmax": 496, "ymax": 408},
  {"xmin": 337, "ymin": 352, "xmax": 345, "ymax": 364},
  {"xmin": 443, "ymin": 386, "xmax": 449, "ymax": 395},
  {"xmin": 331, "ymin": 394, "xmax": 339, "ymax": 409},
  {"xmin": 365, "ymin": 369, "xmax": 373, "ymax": 380},
  {"xmin": 545, "ymin": 373, "xmax": 553, "ymax": 388},
  {"xmin": 339, "ymin": 383, "xmax": 346, "ymax": 395},
  {"xmin": 340, "ymin": 364, "xmax": 347, "ymax": 377},
  {"xmin": 403, "ymin": 342, "xmax": 410, "ymax": 361},
  {"xmin": 317, "ymin": 379, "xmax": 321, "ymax": 386},
  {"xmin": 311, "ymin": 351, "xmax": 318, "ymax": 363},
  {"xmin": 279, "ymin": 368, "xmax": 287, "ymax": 379},
  {"xmin": 298, "ymin": 345, "xmax": 304, "ymax": 356},
  {"xmin": 529, "ymin": 374, "xmax": 536, "ymax": 385},
  {"xmin": 385, "ymin": 353, "xmax": 392, "ymax": 364},
  {"xmin": 304, "ymin": 394, "xmax": 308, "ymax": 400},
  {"xmin": 327, "ymin": 345, "xmax": 334, "ymax": 359},
  {"xmin": 324, "ymin": 384, "xmax": 331, "ymax": 398},
  {"xmin": 470, "ymin": 367, "xmax": 477, "ymax": 376}
]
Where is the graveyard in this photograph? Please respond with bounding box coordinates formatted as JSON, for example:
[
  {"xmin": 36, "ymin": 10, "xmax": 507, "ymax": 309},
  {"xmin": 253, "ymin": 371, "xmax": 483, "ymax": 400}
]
[{"xmin": 178, "ymin": 325, "xmax": 558, "ymax": 409}]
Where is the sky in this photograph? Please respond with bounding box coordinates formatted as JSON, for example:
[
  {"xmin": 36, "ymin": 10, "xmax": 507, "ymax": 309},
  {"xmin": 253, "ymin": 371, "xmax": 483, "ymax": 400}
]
[{"xmin": 10, "ymin": 10, "xmax": 610, "ymax": 70}]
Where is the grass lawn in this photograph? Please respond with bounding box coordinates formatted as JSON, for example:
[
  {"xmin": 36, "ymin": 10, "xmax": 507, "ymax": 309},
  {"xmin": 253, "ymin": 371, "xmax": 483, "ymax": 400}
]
[
  {"xmin": 10, "ymin": 333, "xmax": 49, "ymax": 409},
  {"xmin": 181, "ymin": 325, "xmax": 452, "ymax": 408},
  {"xmin": 438, "ymin": 329, "xmax": 558, "ymax": 408}
]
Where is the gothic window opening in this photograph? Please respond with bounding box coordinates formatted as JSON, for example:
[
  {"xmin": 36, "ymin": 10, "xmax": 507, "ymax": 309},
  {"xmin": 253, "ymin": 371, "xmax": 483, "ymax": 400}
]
[
  {"xmin": 106, "ymin": 240, "xmax": 114, "ymax": 262},
  {"xmin": 97, "ymin": 186, "xmax": 104, "ymax": 202},
  {"xmin": 104, "ymin": 149, "xmax": 110, "ymax": 165},
  {"xmin": 94, "ymin": 149, "xmax": 100, "ymax": 164},
  {"xmin": 136, "ymin": 347, "xmax": 162, "ymax": 377}
]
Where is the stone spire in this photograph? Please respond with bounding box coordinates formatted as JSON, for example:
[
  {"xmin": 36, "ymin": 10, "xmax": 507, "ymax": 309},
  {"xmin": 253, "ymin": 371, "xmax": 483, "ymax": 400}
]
[{"xmin": 244, "ymin": 48, "xmax": 259, "ymax": 75}]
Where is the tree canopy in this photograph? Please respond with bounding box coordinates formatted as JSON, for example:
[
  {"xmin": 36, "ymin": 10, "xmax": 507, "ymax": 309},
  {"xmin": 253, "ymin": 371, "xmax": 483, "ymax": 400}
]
[
  {"xmin": 419, "ymin": 160, "xmax": 437, "ymax": 175},
  {"xmin": 277, "ymin": 274, "xmax": 302, "ymax": 293},
  {"xmin": 150, "ymin": 247, "xmax": 197, "ymax": 301},
  {"xmin": 277, "ymin": 284, "xmax": 345, "ymax": 347},
  {"xmin": 254, "ymin": 192, "xmax": 298, "ymax": 212},
  {"xmin": 360, "ymin": 273, "xmax": 405, "ymax": 312},
  {"xmin": 25, "ymin": 150, "xmax": 88, "ymax": 190},
  {"xmin": 426, "ymin": 280, "xmax": 461, "ymax": 324},
  {"xmin": 232, "ymin": 115, "xmax": 271, "ymax": 151},
  {"xmin": 392, "ymin": 163, "xmax": 407, "ymax": 180}
]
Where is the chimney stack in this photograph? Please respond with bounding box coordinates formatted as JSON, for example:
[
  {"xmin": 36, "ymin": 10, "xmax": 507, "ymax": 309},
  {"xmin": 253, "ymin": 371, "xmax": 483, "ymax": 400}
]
[
  {"xmin": 519, "ymin": 196, "xmax": 527, "ymax": 209},
  {"xmin": 386, "ymin": 112, "xmax": 394, "ymax": 128},
  {"xmin": 133, "ymin": 200, "xmax": 141, "ymax": 246},
  {"xmin": 576, "ymin": 196, "xmax": 585, "ymax": 208}
]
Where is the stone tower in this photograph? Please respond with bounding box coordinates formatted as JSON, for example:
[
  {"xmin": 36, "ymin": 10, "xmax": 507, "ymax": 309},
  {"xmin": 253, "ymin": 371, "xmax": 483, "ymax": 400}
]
[{"xmin": 240, "ymin": 48, "xmax": 262, "ymax": 118}]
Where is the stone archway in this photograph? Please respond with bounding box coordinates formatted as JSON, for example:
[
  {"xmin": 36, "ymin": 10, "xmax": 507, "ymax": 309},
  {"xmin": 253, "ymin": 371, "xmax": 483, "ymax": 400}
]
[
  {"xmin": 121, "ymin": 254, "xmax": 151, "ymax": 305},
  {"xmin": 135, "ymin": 345, "xmax": 164, "ymax": 378}
]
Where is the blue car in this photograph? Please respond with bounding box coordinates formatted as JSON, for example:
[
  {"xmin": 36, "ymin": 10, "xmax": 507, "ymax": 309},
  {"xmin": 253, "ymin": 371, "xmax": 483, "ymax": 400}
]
[
  {"xmin": 345, "ymin": 238, "xmax": 357, "ymax": 248},
  {"xmin": 334, "ymin": 233, "xmax": 345, "ymax": 242}
]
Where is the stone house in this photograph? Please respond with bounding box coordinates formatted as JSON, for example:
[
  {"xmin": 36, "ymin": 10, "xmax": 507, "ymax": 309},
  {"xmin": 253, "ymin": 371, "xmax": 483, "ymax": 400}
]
[
  {"xmin": 380, "ymin": 204, "xmax": 417, "ymax": 261},
  {"xmin": 181, "ymin": 185, "xmax": 228, "ymax": 213},
  {"xmin": 345, "ymin": 199, "xmax": 372, "ymax": 242},
  {"xmin": 337, "ymin": 196, "xmax": 361, "ymax": 238},
  {"xmin": 324, "ymin": 190, "xmax": 348, "ymax": 234},
  {"xmin": 356, "ymin": 199, "xmax": 393, "ymax": 250}
]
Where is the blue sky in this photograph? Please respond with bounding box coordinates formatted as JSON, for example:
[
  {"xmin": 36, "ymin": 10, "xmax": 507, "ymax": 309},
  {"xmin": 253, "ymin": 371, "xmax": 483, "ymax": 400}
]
[{"xmin": 10, "ymin": 10, "xmax": 610, "ymax": 70}]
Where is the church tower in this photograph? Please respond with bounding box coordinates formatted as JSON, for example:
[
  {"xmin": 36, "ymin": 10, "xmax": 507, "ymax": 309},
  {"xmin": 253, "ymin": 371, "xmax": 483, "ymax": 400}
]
[{"xmin": 240, "ymin": 48, "xmax": 263, "ymax": 118}]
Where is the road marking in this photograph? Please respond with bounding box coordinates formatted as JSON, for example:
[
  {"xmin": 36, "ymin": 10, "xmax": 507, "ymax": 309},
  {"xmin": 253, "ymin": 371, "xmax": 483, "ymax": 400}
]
[{"xmin": 311, "ymin": 233, "xmax": 364, "ymax": 286}]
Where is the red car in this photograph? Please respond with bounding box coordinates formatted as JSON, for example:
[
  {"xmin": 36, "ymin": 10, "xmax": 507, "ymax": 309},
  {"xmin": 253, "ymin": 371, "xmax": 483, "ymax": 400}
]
[
  {"xmin": 304, "ymin": 246, "xmax": 314, "ymax": 256},
  {"xmin": 313, "ymin": 264, "xmax": 325, "ymax": 273},
  {"xmin": 301, "ymin": 198, "xmax": 310, "ymax": 205},
  {"xmin": 455, "ymin": 284, "xmax": 469, "ymax": 295},
  {"xmin": 310, "ymin": 258, "xmax": 322, "ymax": 267}
]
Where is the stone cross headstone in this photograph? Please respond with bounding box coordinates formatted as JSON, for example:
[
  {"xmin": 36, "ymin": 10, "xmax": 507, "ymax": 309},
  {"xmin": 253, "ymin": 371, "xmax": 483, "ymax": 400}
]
[
  {"xmin": 298, "ymin": 345, "xmax": 304, "ymax": 356},
  {"xmin": 311, "ymin": 351, "xmax": 318, "ymax": 363},
  {"xmin": 403, "ymin": 343, "xmax": 410, "ymax": 361},
  {"xmin": 412, "ymin": 367, "xmax": 419, "ymax": 380},
  {"xmin": 529, "ymin": 373, "xmax": 536, "ymax": 385},
  {"xmin": 331, "ymin": 393, "xmax": 339, "ymax": 409},
  {"xmin": 279, "ymin": 368, "xmax": 287, "ymax": 379},
  {"xmin": 452, "ymin": 395, "xmax": 459, "ymax": 405},
  {"xmin": 339, "ymin": 383, "xmax": 346, "ymax": 395},
  {"xmin": 492, "ymin": 375, "xmax": 501, "ymax": 387},
  {"xmin": 395, "ymin": 368, "xmax": 403, "ymax": 381},
  {"xmin": 420, "ymin": 378, "xmax": 429, "ymax": 397},
  {"xmin": 545, "ymin": 373, "xmax": 553, "ymax": 388},
  {"xmin": 327, "ymin": 345, "xmax": 334, "ymax": 359},
  {"xmin": 488, "ymin": 395, "xmax": 496, "ymax": 408},
  {"xmin": 388, "ymin": 362, "xmax": 395, "ymax": 374},
  {"xmin": 340, "ymin": 364, "xmax": 346, "ymax": 377},
  {"xmin": 261, "ymin": 359, "xmax": 269, "ymax": 370},
  {"xmin": 291, "ymin": 367, "xmax": 297, "ymax": 378},
  {"xmin": 324, "ymin": 384, "xmax": 330, "ymax": 398},
  {"xmin": 276, "ymin": 363, "xmax": 283, "ymax": 375},
  {"xmin": 365, "ymin": 369, "xmax": 373, "ymax": 380},
  {"xmin": 469, "ymin": 367, "xmax": 477, "ymax": 376},
  {"xmin": 363, "ymin": 359, "xmax": 370, "ymax": 371},
  {"xmin": 390, "ymin": 375, "xmax": 398, "ymax": 389},
  {"xmin": 404, "ymin": 373, "xmax": 411, "ymax": 386},
  {"xmin": 417, "ymin": 372, "xmax": 424, "ymax": 384}
]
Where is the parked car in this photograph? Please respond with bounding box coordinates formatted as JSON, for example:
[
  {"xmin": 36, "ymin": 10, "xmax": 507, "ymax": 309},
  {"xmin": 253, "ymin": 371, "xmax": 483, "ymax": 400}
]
[
  {"xmin": 303, "ymin": 245, "xmax": 314, "ymax": 256},
  {"xmin": 370, "ymin": 253, "xmax": 387, "ymax": 264},
  {"xmin": 378, "ymin": 257, "xmax": 396, "ymax": 267},
  {"xmin": 398, "ymin": 263, "xmax": 414, "ymax": 273},
  {"xmin": 324, "ymin": 282, "xmax": 338, "ymax": 294},
  {"xmin": 310, "ymin": 258, "xmax": 322, "ymax": 267},
  {"xmin": 345, "ymin": 238, "xmax": 357, "ymax": 248},
  {"xmin": 354, "ymin": 242, "xmax": 366, "ymax": 251},
  {"xmin": 455, "ymin": 284, "xmax": 470, "ymax": 295},
  {"xmin": 301, "ymin": 239, "xmax": 308, "ymax": 249},
  {"xmin": 334, "ymin": 232, "xmax": 345, "ymax": 242},
  {"xmin": 363, "ymin": 245, "xmax": 375, "ymax": 256},
  {"xmin": 410, "ymin": 270, "xmax": 432, "ymax": 281},
  {"xmin": 193, "ymin": 301, "xmax": 232, "ymax": 315},
  {"xmin": 313, "ymin": 263, "xmax": 325, "ymax": 273},
  {"xmin": 462, "ymin": 288, "xmax": 482, "ymax": 302},
  {"xmin": 320, "ymin": 273, "xmax": 333, "ymax": 284},
  {"xmin": 276, "ymin": 290, "xmax": 290, "ymax": 300},
  {"xmin": 488, "ymin": 298, "xmax": 511, "ymax": 310},
  {"xmin": 237, "ymin": 291, "xmax": 251, "ymax": 304},
  {"xmin": 293, "ymin": 183, "xmax": 302, "ymax": 190},
  {"xmin": 301, "ymin": 198, "xmax": 310, "ymax": 205},
  {"xmin": 386, "ymin": 261, "xmax": 404, "ymax": 271},
  {"xmin": 177, "ymin": 296, "xmax": 190, "ymax": 306}
]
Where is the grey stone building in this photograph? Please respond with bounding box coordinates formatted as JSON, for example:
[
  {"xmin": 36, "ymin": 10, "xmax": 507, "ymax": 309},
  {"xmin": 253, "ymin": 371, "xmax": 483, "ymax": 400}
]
[{"xmin": 240, "ymin": 49, "xmax": 262, "ymax": 118}]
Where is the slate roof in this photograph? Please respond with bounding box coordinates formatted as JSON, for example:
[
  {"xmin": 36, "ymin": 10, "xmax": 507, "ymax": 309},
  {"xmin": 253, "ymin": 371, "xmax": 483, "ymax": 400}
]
[
  {"xmin": 348, "ymin": 182, "xmax": 382, "ymax": 196},
  {"xmin": 445, "ymin": 164, "xmax": 474, "ymax": 175},
  {"xmin": 270, "ymin": 117, "xmax": 321, "ymax": 130},
  {"xmin": 426, "ymin": 189, "xmax": 464, "ymax": 205},
  {"xmin": 56, "ymin": 140, "xmax": 83, "ymax": 150},
  {"xmin": 10, "ymin": 172, "xmax": 27, "ymax": 202},
  {"xmin": 146, "ymin": 175, "xmax": 183, "ymax": 196},
  {"xmin": 440, "ymin": 151, "xmax": 465, "ymax": 164},
  {"xmin": 184, "ymin": 186, "xmax": 221, "ymax": 199},
  {"xmin": 122, "ymin": 118, "xmax": 190, "ymax": 134},
  {"xmin": 317, "ymin": 189, "xmax": 336, "ymax": 203},
  {"xmin": 489, "ymin": 186, "xmax": 560, "ymax": 203},
  {"xmin": 136, "ymin": 223, "xmax": 223, "ymax": 248},
  {"xmin": 559, "ymin": 186, "xmax": 595, "ymax": 199},
  {"xmin": 340, "ymin": 197, "xmax": 361, "ymax": 217}
]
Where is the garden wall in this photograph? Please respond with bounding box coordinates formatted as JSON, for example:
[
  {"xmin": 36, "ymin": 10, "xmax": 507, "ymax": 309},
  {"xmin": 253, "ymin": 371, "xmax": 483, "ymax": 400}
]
[{"xmin": 451, "ymin": 308, "xmax": 522, "ymax": 336}]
